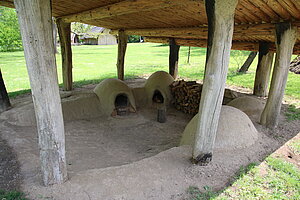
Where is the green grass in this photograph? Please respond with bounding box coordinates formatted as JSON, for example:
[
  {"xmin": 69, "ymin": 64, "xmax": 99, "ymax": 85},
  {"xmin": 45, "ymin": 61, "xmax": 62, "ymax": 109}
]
[
  {"xmin": 0, "ymin": 190, "xmax": 28, "ymax": 200},
  {"xmin": 187, "ymin": 157, "xmax": 300, "ymax": 200},
  {"xmin": 289, "ymin": 139, "xmax": 300, "ymax": 155},
  {"xmin": 1, "ymin": 43, "xmax": 299, "ymax": 100},
  {"xmin": 285, "ymin": 105, "xmax": 300, "ymax": 121}
]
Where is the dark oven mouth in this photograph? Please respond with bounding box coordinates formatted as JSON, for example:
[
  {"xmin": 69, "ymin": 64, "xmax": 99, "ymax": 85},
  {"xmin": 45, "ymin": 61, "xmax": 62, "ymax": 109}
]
[
  {"xmin": 115, "ymin": 94, "xmax": 129, "ymax": 116},
  {"xmin": 152, "ymin": 90, "xmax": 164, "ymax": 104}
]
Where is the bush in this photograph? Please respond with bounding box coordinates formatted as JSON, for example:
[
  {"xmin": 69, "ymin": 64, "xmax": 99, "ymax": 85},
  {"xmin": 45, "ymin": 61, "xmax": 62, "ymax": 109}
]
[{"xmin": 0, "ymin": 7, "xmax": 23, "ymax": 52}]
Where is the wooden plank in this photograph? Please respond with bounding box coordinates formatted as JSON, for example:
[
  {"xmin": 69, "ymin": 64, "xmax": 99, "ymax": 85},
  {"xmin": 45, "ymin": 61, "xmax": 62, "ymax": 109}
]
[
  {"xmin": 0, "ymin": 0, "xmax": 14, "ymax": 8},
  {"xmin": 14, "ymin": 0, "xmax": 67, "ymax": 186},
  {"xmin": 57, "ymin": 19, "xmax": 73, "ymax": 91},
  {"xmin": 144, "ymin": 37, "xmax": 260, "ymax": 52},
  {"xmin": 169, "ymin": 38, "xmax": 180, "ymax": 79},
  {"xmin": 192, "ymin": 0, "xmax": 238, "ymax": 165},
  {"xmin": 117, "ymin": 30, "xmax": 127, "ymax": 80},
  {"xmin": 0, "ymin": 69, "xmax": 11, "ymax": 113},
  {"xmin": 260, "ymin": 22, "xmax": 297, "ymax": 129},
  {"xmin": 61, "ymin": 0, "xmax": 192, "ymax": 23},
  {"xmin": 253, "ymin": 42, "xmax": 274, "ymax": 97},
  {"xmin": 111, "ymin": 22, "xmax": 300, "ymax": 40}
]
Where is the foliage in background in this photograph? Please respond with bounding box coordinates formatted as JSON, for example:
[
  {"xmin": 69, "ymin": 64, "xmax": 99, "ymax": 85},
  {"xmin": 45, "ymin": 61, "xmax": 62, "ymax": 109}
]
[
  {"xmin": 230, "ymin": 50, "xmax": 251, "ymax": 70},
  {"xmin": 128, "ymin": 35, "xmax": 141, "ymax": 43},
  {"xmin": 71, "ymin": 22, "xmax": 93, "ymax": 35},
  {"xmin": 0, "ymin": 7, "xmax": 22, "ymax": 52}
]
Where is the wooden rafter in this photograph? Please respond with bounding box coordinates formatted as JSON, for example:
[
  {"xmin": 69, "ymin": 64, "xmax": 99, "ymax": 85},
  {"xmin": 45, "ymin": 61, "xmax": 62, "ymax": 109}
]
[
  {"xmin": 60, "ymin": 0, "xmax": 194, "ymax": 23},
  {"xmin": 0, "ymin": 0, "xmax": 14, "ymax": 8},
  {"xmin": 111, "ymin": 22, "xmax": 300, "ymax": 42}
]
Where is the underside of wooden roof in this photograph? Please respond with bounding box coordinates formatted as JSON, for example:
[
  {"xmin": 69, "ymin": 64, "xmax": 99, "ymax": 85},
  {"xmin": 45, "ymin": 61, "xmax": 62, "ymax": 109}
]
[{"xmin": 2, "ymin": 0, "xmax": 300, "ymax": 53}]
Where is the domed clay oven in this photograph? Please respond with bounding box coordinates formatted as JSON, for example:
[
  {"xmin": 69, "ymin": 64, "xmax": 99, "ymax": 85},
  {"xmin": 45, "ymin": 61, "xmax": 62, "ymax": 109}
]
[
  {"xmin": 94, "ymin": 79, "xmax": 136, "ymax": 116},
  {"xmin": 144, "ymin": 71, "xmax": 174, "ymax": 107}
]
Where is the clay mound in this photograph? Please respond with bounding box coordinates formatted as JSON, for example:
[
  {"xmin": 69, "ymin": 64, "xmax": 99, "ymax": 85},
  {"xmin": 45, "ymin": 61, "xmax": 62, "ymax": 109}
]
[
  {"xmin": 180, "ymin": 105, "xmax": 258, "ymax": 151},
  {"xmin": 3, "ymin": 93, "xmax": 102, "ymax": 126},
  {"xmin": 94, "ymin": 78, "xmax": 136, "ymax": 116},
  {"xmin": 227, "ymin": 96, "xmax": 265, "ymax": 122},
  {"xmin": 144, "ymin": 71, "xmax": 174, "ymax": 106}
]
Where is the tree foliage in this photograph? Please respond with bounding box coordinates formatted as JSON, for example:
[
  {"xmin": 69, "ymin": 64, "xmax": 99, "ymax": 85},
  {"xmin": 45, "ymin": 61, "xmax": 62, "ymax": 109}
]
[
  {"xmin": 71, "ymin": 22, "xmax": 93, "ymax": 34},
  {"xmin": 0, "ymin": 7, "xmax": 22, "ymax": 52}
]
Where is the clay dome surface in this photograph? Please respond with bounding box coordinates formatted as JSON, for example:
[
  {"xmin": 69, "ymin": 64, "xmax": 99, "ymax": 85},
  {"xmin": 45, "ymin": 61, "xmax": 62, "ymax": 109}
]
[
  {"xmin": 94, "ymin": 78, "xmax": 136, "ymax": 116},
  {"xmin": 227, "ymin": 96, "xmax": 266, "ymax": 122},
  {"xmin": 144, "ymin": 71, "xmax": 174, "ymax": 106},
  {"xmin": 180, "ymin": 105, "xmax": 259, "ymax": 151}
]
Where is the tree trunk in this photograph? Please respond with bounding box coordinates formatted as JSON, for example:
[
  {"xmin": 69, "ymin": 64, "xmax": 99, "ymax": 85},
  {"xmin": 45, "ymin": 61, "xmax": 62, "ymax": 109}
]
[
  {"xmin": 169, "ymin": 38, "xmax": 180, "ymax": 79},
  {"xmin": 260, "ymin": 22, "xmax": 297, "ymax": 129},
  {"xmin": 117, "ymin": 30, "xmax": 127, "ymax": 80},
  {"xmin": 253, "ymin": 42, "xmax": 274, "ymax": 97},
  {"xmin": 0, "ymin": 69, "xmax": 11, "ymax": 113},
  {"xmin": 57, "ymin": 19, "xmax": 73, "ymax": 91},
  {"xmin": 187, "ymin": 46, "xmax": 191, "ymax": 64},
  {"xmin": 192, "ymin": 0, "xmax": 238, "ymax": 165},
  {"xmin": 14, "ymin": 0, "xmax": 68, "ymax": 186},
  {"xmin": 238, "ymin": 51, "xmax": 257, "ymax": 73}
]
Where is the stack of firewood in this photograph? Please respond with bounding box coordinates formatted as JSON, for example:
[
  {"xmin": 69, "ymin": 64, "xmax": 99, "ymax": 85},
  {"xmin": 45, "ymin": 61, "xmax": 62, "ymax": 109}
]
[
  {"xmin": 170, "ymin": 80, "xmax": 203, "ymax": 115},
  {"xmin": 170, "ymin": 80, "xmax": 240, "ymax": 115}
]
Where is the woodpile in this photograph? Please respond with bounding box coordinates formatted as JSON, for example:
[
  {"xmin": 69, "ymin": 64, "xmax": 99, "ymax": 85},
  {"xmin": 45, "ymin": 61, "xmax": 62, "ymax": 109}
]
[
  {"xmin": 290, "ymin": 55, "xmax": 300, "ymax": 74},
  {"xmin": 170, "ymin": 80, "xmax": 203, "ymax": 115},
  {"xmin": 170, "ymin": 80, "xmax": 239, "ymax": 115}
]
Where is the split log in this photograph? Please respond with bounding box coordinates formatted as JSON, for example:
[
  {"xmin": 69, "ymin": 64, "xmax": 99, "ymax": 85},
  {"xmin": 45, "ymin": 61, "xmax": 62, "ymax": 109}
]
[
  {"xmin": 169, "ymin": 38, "xmax": 180, "ymax": 79},
  {"xmin": 290, "ymin": 55, "xmax": 300, "ymax": 74},
  {"xmin": 0, "ymin": 69, "xmax": 11, "ymax": 113},
  {"xmin": 57, "ymin": 19, "xmax": 73, "ymax": 91},
  {"xmin": 253, "ymin": 42, "xmax": 274, "ymax": 97},
  {"xmin": 170, "ymin": 80, "xmax": 238, "ymax": 115},
  {"xmin": 117, "ymin": 30, "xmax": 127, "ymax": 80},
  {"xmin": 260, "ymin": 22, "xmax": 298, "ymax": 129},
  {"xmin": 14, "ymin": 0, "xmax": 67, "ymax": 185},
  {"xmin": 192, "ymin": 0, "xmax": 238, "ymax": 165},
  {"xmin": 238, "ymin": 51, "xmax": 257, "ymax": 73}
]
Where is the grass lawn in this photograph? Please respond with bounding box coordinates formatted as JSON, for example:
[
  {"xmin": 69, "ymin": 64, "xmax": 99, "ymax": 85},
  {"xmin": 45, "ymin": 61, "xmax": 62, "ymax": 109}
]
[{"xmin": 1, "ymin": 43, "xmax": 299, "ymax": 100}]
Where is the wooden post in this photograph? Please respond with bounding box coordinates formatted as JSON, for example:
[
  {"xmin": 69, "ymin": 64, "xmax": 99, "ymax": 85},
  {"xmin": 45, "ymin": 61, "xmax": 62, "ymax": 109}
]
[
  {"xmin": 192, "ymin": 0, "xmax": 238, "ymax": 165},
  {"xmin": 14, "ymin": 0, "xmax": 68, "ymax": 185},
  {"xmin": 0, "ymin": 69, "xmax": 11, "ymax": 113},
  {"xmin": 238, "ymin": 51, "xmax": 257, "ymax": 73},
  {"xmin": 260, "ymin": 22, "xmax": 297, "ymax": 129},
  {"xmin": 117, "ymin": 30, "xmax": 127, "ymax": 80},
  {"xmin": 169, "ymin": 38, "xmax": 180, "ymax": 79},
  {"xmin": 57, "ymin": 19, "xmax": 73, "ymax": 91},
  {"xmin": 253, "ymin": 42, "xmax": 274, "ymax": 97}
]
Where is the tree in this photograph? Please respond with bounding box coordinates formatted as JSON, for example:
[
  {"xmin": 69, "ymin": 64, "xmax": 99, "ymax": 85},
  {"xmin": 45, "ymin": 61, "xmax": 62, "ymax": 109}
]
[
  {"xmin": 0, "ymin": 7, "xmax": 22, "ymax": 52},
  {"xmin": 71, "ymin": 22, "xmax": 93, "ymax": 34}
]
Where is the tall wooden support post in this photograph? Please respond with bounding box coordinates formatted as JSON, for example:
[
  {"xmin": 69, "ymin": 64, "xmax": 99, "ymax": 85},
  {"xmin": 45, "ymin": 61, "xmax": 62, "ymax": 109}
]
[
  {"xmin": 14, "ymin": 0, "xmax": 68, "ymax": 185},
  {"xmin": 192, "ymin": 0, "xmax": 238, "ymax": 165},
  {"xmin": 253, "ymin": 42, "xmax": 274, "ymax": 97},
  {"xmin": 260, "ymin": 23, "xmax": 297, "ymax": 129},
  {"xmin": 57, "ymin": 19, "xmax": 73, "ymax": 91},
  {"xmin": 0, "ymin": 69, "xmax": 11, "ymax": 113},
  {"xmin": 169, "ymin": 38, "xmax": 180, "ymax": 79},
  {"xmin": 117, "ymin": 30, "xmax": 127, "ymax": 80}
]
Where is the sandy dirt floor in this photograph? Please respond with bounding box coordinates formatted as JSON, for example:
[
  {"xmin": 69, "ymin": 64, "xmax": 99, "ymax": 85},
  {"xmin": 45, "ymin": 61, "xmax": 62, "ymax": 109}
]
[{"xmin": 0, "ymin": 79, "xmax": 299, "ymax": 200}]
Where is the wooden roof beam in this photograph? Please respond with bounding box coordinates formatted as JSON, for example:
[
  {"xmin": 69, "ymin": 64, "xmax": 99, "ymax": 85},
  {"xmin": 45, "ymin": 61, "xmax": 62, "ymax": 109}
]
[
  {"xmin": 0, "ymin": 0, "xmax": 14, "ymax": 8},
  {"xmin": 113, "ymin": 22, "xmax": 300, "ymax": 40},
  {"xmin": 60, "ymin": 0, "xmax": 193, "ymax": 23},
  {"xmin": 144, "ymin": 37, "xmax": 300, "ymax": 54},
  {"xmin": 144, "ymin": 37, "xmax": 260, "ymax": 52}
]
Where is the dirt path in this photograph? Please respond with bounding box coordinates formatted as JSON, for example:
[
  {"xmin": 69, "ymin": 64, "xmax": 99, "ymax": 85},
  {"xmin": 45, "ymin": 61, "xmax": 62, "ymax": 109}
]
[{"xmin": 0, "ymin": 136, "xmax": 21, "ymax": 191}]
